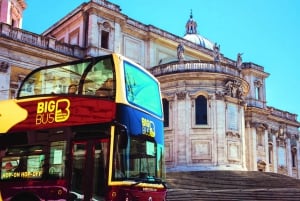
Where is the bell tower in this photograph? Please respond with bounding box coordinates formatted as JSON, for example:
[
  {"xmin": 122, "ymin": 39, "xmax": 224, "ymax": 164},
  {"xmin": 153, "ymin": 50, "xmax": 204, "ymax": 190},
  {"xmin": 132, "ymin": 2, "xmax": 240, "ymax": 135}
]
[{"xmin": 0, "ymin": 0, "xmax": 26, "ymax": 28}]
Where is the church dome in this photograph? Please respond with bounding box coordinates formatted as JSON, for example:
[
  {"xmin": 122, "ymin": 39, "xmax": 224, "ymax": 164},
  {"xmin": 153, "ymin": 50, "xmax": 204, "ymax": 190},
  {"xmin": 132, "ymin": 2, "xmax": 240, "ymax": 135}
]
[{"xmin": 183, "ymin": 12, "xmax": 214, "ymax": 50}]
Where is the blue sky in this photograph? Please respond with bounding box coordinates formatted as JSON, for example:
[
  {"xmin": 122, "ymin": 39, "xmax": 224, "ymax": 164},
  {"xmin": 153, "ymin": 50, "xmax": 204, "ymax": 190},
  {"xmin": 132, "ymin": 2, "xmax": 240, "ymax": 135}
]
[{"xmin": 23, "ymin": 0, "xmax": 300, "ymax": 119}]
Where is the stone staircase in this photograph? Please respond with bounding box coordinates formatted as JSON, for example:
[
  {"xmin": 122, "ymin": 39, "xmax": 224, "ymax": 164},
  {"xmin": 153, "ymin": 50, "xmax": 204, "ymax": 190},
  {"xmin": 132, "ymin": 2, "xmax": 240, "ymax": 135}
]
[{"xmin": 166, "ymin": 171, "xmax": 300, "ymax": 200}]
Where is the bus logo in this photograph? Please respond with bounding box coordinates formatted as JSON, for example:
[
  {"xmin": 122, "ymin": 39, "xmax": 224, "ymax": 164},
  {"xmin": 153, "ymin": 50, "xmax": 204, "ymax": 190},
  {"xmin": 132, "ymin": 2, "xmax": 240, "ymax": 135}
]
[
  {"xmin": 36, "ymin": 99, "xmax": 70, "ymax": 125},
  {"xmin": 141, "ymin": 117, "xmax": 155, "ymax": 137}
]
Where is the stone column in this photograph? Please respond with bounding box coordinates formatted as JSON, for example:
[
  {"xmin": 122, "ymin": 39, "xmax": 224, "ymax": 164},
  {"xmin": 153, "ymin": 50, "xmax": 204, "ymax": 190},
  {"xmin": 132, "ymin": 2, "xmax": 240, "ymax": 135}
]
[
  {"xmin": 264, "ymin": 129, "xmax": 270, "ymax": 172},
  {"xmin": 114, "ymin": 22, "xmax": 121, "ymax": 53},
  {"xmin": 175, "ymin": 91, "xmax": 187, "ymax": 167},
  {"xmin": 297, "ymin": 140, "xmax": 300, "ymax": 178},
  {"xmin": 252, "ymin": 127, "xmax": 257, "ymax": 171},
  {"xmin": 240, "ymin": 106, "xmax": 247, "ymax": 170},
  {"xmin": 286, "ymin": 138, "xmax": 292, "ymax": 176},
  {"xmin": 0, "ymin": 61, "xmax": 10, "ymax": 99},
  {"xmin": 272, "ymin": 135, "xmax": 278, "ymax": 173},
  {"xmin": 215, "ymin": 99, "xmax": 226, "ymax": 166},
  {"xmin": 245, "ymin": 123, "xmax": 257, "ymax": 171},
  {"xmin": 86, "ymin": 13, "xmax": 99, "ymax": 56}
]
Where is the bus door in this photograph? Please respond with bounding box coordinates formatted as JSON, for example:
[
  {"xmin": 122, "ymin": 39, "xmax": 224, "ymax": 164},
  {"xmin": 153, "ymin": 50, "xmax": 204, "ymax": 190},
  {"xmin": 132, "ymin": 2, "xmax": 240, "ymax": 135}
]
[{"xmin": 70, "ymin": 139, "xmax": 108, "ymax": 201}]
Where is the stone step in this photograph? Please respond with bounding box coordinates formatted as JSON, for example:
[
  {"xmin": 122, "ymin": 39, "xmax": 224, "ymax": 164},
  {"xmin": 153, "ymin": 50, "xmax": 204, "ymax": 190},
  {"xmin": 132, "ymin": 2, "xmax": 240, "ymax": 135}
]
[{"xmin": 166, "ymin": 171, "xmax": 300, "ymax": 200}]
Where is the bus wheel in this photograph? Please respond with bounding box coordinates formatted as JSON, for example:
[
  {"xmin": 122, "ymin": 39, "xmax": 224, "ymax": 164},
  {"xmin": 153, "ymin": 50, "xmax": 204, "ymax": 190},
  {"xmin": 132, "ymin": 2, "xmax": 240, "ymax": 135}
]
[{"xmin": 11, "ymin": 192, "xmax": 40, "ymax": 201}]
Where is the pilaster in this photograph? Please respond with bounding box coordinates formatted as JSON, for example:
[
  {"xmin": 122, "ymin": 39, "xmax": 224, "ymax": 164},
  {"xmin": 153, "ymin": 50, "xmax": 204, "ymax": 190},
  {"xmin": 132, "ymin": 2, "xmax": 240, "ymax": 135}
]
[
  {"xmin": 286, "ymin": 138, "xmax": 292, "ymax": 176},
  {"xmin": 215, "ymin": 98, "xmax": 226, "ymax": 166},
  {"xmin": 297, "ymin": 140, "xmax": 300, "ymax": 178},
  {"xmin": 272, "ymin": 135, "xmax": 278, "ymax": 173},
  {"xmin": 264, "ymin": 129, "xmax": 270, "ymax": 172}
]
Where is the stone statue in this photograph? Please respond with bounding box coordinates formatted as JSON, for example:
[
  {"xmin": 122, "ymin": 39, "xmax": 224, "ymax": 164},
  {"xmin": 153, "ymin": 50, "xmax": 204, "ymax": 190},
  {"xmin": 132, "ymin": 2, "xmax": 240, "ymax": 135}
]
[
  {"xmin": 225, "ymin": 80, "xmax": 243, "ymax": 99},
  {"xmin": 236, "ymin": 53, "xmax": 243, "ymax": 68},
  {"xmin": 177, "ymin": 43, "xmax": 185, "ymax": 61},
  {"xmin": 213, "ymin": 43, "xmax": 221, "ymax": 63}
]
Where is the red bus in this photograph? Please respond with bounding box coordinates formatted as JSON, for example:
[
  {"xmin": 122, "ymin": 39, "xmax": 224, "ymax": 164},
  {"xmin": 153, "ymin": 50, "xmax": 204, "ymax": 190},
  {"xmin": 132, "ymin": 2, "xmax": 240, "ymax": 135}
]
[{"xmin": 0, "ymin": 54, "xmax": 166, "ymax": 201}]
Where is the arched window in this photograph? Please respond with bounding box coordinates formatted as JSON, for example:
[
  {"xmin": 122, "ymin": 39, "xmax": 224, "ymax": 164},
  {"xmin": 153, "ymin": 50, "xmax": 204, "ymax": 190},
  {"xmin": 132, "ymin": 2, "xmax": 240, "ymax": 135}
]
[
  {"xmin": 195, "ymin": 95, "xmax": 207, "ymax": 125},
  {"xmin": 162, "ymin": 98, "xmax": 169, "ymax": 127}
]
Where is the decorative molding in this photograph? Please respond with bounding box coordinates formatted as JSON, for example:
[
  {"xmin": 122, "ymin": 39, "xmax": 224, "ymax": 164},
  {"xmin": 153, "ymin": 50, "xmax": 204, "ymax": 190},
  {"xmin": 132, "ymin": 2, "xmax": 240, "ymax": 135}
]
[
  {"xmin": 162, "ymin": 92, "xmax": 176, "ymax": 101},
  {"xmin": 227, "ymin": 141, "xmax": 240, "ymax": 162},
  {"xmin": 191, "ymin": 140, "xmax": 211, "ymax": 160},
  {"xmin": 249, "ymin": 122, "xmax": 268, "ymax": 130},
  {"xmin": 226, "ymin": 131, "xmax": 241, "ymax": 139},
  {"xmin": 215, "ymin": 91, "xmax": 225, "ymax": 100},
  {"xmin": 176, "ymin": 91, "xmax": 186, "ymax": 100},
  {"xmin": 0, "ymin": 61, "xmax": 9, "ymax": 73},
  {"xmin": 164, "ymin": 141, "xmax": 173, "ymax": 162},
  {"xmin": 254, "ymin": 79, "xmax": 263, "ymax": 87},
  {"xmin": 188, "ymin": 91, "xmax": 209, "ymax": 100},
  {"xmin": 276, "ymin": 125, "xmax": 286, "ymax": 141}
]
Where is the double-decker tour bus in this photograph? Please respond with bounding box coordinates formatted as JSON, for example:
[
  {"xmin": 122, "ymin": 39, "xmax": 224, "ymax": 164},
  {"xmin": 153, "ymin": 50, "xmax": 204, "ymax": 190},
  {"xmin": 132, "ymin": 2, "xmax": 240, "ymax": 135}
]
[{"xmin": 0, "ymin": 53, "xmax": 166, "ymax": 201}]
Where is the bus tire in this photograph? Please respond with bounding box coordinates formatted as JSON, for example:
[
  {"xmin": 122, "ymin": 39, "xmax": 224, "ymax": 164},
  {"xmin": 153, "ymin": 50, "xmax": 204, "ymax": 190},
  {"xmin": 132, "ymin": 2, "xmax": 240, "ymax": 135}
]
[{"xmin": 11, "ymin": 192, "xmax": 40, "ymax": 201}]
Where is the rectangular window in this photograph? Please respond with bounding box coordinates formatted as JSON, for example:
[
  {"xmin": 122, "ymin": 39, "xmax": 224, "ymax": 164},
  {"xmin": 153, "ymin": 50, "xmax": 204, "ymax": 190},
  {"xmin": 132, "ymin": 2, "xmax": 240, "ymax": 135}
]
[
  {"xmin": 101, "ymin": 31, "xmax": 109, "ymax": 49},
  {"xmin": 163, "ymin": 99, "xmax": 169, "ymax": 127}
]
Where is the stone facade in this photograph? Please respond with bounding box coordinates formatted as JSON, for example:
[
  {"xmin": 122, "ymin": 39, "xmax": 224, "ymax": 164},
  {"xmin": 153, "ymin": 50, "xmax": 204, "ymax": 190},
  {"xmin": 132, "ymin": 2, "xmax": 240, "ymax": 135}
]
[{"xmin": 0, "ymin": 0, "xmax": 299, "ymax": 178}]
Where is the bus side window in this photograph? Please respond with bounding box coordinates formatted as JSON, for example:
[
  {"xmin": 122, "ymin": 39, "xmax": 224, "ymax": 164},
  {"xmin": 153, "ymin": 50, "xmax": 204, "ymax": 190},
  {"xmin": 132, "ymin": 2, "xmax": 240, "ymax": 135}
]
[
  {"xmin": 49, "ymin": 141, "xmax": 67, "ymax": 178},
  {"xmin": 95, "ymin": 78, "xmax": 114, "ymax": 97},
  {"xmin": 113, "ymin": 127, "xmax": 128, "ymax": 180},
  {"xmin": 116, "ymin": 127, "xmax": 128, "ymax": 150}
]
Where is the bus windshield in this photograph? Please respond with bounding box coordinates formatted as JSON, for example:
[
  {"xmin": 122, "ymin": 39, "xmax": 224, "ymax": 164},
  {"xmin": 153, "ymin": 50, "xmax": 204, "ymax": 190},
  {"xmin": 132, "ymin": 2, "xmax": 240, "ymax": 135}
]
[
  {"xmin": 124, "ymin": 61, "xmax": 162, "ymax": 118},
  {"xmin": 18, "ymin": 57, "xmax": 115, "ymax": 98},
  {"xmin": 113, "ymin": 133, "xmax": 164, "ymax": 183}
]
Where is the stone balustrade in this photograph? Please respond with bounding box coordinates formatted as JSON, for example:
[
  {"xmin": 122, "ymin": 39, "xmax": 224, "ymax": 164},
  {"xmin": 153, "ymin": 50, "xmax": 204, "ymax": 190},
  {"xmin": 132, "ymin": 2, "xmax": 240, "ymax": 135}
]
[
  {"xmin": 150, "ymin": 60, "xmax": 241, "ymax": 77},
  {"xmin": 268, "ymin": 106, "xmax": 298, "ymax": 122},
  {"xmin": 0, "ymin": 23, "xmax": 84, "ymax": 58}
]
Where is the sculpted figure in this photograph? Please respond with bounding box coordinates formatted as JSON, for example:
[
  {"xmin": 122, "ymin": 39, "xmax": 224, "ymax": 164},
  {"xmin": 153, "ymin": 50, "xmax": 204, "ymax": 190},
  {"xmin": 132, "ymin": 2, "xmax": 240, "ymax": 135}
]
[
  {"xmin": 213, "ymin": 43, "xmax": 221, "ymax": 63},
  {"xmin": 177, "ymin": 43, "xmax": 185, "ymax": 61},
  {"xmin": 237, "ymin": 53, "xmax": 243, "ymax": 68}
]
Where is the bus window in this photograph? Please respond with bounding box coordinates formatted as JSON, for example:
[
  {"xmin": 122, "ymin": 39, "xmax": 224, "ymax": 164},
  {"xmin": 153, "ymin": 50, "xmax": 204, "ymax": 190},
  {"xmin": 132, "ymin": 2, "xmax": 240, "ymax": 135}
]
[
  {"xmin": 83, "ymin": 58, "xmax": 115, "ymax": 97},
  {"xmin": 92, "ymin": 140, "xmax": 108, "ymax": 200},
  {"xmin": 112, "ymin": 135, "xmax": 158, "ymax": 181},
  {"xmin": 113, "ymin": 129, "xmax": 127, "ymax": 180},
  {"xmin": 19, "ymin": 62, "xmax": 91, "ymax": 97},
  {"xmin": 124, "ymin": 61, "xmax": 162, "ymax": 117},
  {"xmin": 70, "ymin": 139, "xmax": 109, "ymax": 201},
  {"xmin": 71, "ymin": 142, "xmax": 86, "ymax": 195},
  {"xmin": 49, "ymin": 141, "xmax": 67, "ymax": 178},
  {"xmin": 128, "ymin": 138, "xmax": 157, "ymax": 179},
  {"xmin": 1, "ymin": 146, "xmax": 45, "ymax": 180}
]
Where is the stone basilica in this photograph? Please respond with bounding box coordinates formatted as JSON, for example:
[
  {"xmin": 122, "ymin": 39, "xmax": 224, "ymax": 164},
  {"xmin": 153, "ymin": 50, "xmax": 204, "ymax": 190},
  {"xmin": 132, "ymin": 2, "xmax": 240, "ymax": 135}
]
[{"xmin": 0, "ymin": 0, "xmax": 299, "ymax": 178}]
